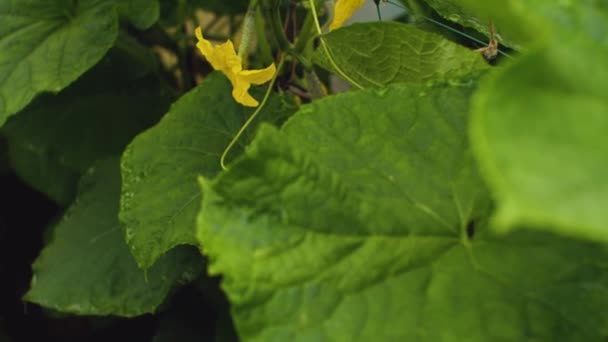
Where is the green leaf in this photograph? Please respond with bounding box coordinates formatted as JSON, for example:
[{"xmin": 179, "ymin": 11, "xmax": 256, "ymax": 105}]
[
  {"xmin": 0, "ymin": 0, "xmax": 118, "ymax": 126},
  {"xmin": 198, "ymin": 84, "xmax": 608, "ymax": 340},
  {"xmin": 469, "ymin": 8, "xmax": 608, "ymax": 241},
  {"xmin": 416, "ymin": 0, "xmax": 525, "ymax": 48},
  {"xmin": 25, "ymin": 158, "xmax": 202, "ymax": 317},
  {"xmin": 120, "ymin": 72, "xmax": 296, "ymax": 269},
  {"xmin": 420, "ymin": 0, "xmax": 608, "ymax": 49},
  {"xmin": 314, "ymin": 22, "xmax": 488, "ymax": 88},
  {"xmin": 1, "ymin": 49, "xmax": 171, "ymax": 205},
  {"xmin": 117, "ymin": 0, "xmax": 160, "ymax": 29}
]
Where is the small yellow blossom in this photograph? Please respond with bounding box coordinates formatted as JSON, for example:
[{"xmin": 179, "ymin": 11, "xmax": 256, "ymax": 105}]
[
  {"xmin": 195, "ymin": 27, "xmax": 276, "ymax": 107},
  {"xmin": 329, "ymin": 0, "xmax": 366, "ymax": 31}
]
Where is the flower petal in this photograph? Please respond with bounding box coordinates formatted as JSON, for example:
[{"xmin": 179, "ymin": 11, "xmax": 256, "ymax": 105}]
[
  {"xmin": 238, "ymin": 63, "xmax": 276, "ymax": 85},
  {"xmin": 194, "ymin": 27, "xmax": 214, "ymax": 59},
  {"xmin": 195, "ymin": 27, "xmax": 242, "ymax": 74},
  {"xmin": 231, "ymin": 77, "xmax": 259, "ymax": 107},
  {"xmin": 329, "ymin": 0, "xmax": 366, "ymax": 31},
  {"xmin": 194, "ymin": 26, "xmax": 276, "ymax": 107}
]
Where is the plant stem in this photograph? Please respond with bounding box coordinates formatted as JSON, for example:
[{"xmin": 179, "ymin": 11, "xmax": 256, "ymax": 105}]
[
  {"xmin": 255, "ymin": 6, "xmax": 274, "ymax": 65},
  {"xmin": 266, "ymin": 2, "xmax": 292, "ymax": 52},
  {"xmin": 238, "ymin": 0, "xmax": 258, "ymax": 62},
  {"xmin": 307, "ymin": 0, "xmax": 363, "ymax": 89},
  {"xmin": 293, "ymin": 10, "xmax": 315, "ymax": 53}
]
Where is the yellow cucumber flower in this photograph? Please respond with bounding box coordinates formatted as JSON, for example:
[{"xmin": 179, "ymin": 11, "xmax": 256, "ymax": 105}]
[
  {"xmin": 195, "ymin": 27, "xmax": 276, "ymax": 107},
  {"xmin": 329, "ymin": 0, "xmax": 366, "ymax": 31}
]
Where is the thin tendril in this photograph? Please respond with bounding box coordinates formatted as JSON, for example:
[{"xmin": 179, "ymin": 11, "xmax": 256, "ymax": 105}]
[
  {"xmin": 220, "ymin": 58, "xmax": 286, "ymax": 170},
  {"xmin": 308, "ymin": 0, "xmax": 364, "ymax": 89},
  {"xmin": 385, "ymin": 0, "xmax": 512, "ymax": 58},
  {"xmin": 421, "ymin": 15, "xmax": 512, "ymax": 58},
  {"xmin": 375, "ymin": 1, "xmax": 383, "ymax": 20}
]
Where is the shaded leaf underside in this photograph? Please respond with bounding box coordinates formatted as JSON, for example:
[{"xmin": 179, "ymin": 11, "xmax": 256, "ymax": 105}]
[
  {"xmin": 1, "ymin": 49, "xmax": 171, "ymax": 204},
  {"xmin": 26, "ymin": 158, "xmax": 202, "ymax": 316}
]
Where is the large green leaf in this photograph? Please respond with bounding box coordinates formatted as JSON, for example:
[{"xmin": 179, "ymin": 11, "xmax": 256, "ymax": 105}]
[
  {"xmin": 117, "ymin": 0, "xmax": 159, "ymax": 29},
  {"xmin": 1, "ymin": 49, "xmax": 171, "ymax": 205},
  {"xmin": 197, "ymin": 84, "xmax": 608, "ymax": 340},
  {"xmin": 470, "ymin": 7, "xmax": 608, "ymax": 241},
  {"xmin": 25, "ymin": 158, "xmax": 202, "ymax": 317},
  {"xmin": 0, "ymin": 0, "xmax": 118, "ymax": 126},
  {"xmin": 120, "ymin": 72, "xmax": 295, "ymax": 269},
  {"xmin": 314, "ymin": 22, "xmax": 488, "ymax": 88}
]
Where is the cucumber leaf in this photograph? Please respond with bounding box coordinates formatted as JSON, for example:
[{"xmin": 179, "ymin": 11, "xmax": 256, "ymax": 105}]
[
  {"xmin": 25, "ymin": 158, "xmax": 202, "ymax": 317},
  {"xmin": 118, "ymin": 0, "xmax": 160, "ymax": 29},
  {"xmin": 0, "ymin": 0, "xmax": 118, "ymax": 125},
  {"xmin": 197, "ymin": 83, "xmax": 608, "ymax": 341},
  {"xmin": 1, "ymin": 49, "xmax": 171, "ymax": 205},
  {"xmin": 470, "ymin": 5, "xmax": 608, "ymax": 241},
  {"xmin": 120, "ymin": 73, "xmax": 296, "ymax": 269},
  {"xmin": 314, "ymin": 22, "xmax": 488, "ymax": 88}
]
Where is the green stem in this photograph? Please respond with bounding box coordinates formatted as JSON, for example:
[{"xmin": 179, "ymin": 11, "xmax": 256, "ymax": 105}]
[
  {"xmin": 267, "ymin": 2, "xmax": 292, "ymax": 52},
  {"xmin": 255, "ymin": 7, "xmax": 274, "ymax": 65},
  {"xmin": 176, "ymin": 0, "xmax": 188, "ymax": 23},
  {"xmin": 290, "ymin": 52, "xmax": 313, "ymax": 70},
  {"xmin": 172, "ymin": 0, "xmax": 193, "ymax": 89},
  {"xmin": 238, "ymin": 0, "xmax": 258, "ymax": 61},
  {"xmin": 293, "ymin": 10, "xmax": 315, "ymax": 53},
  {"xmin": 403, "ymin": 0, "xmax": 425, "ymax": 17},
  {"xmin": 220, "ymin": 58, "xmax": 286, "ymax": 170},
  {"xmin": 307, "ymin": 0, "xmax": 364, "ymax": 89},
  {"xmin": 375, "ymin": 0, "xmax": 382, "ymax": 20}
]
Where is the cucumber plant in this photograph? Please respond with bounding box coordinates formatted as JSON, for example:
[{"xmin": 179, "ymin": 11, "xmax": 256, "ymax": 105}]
[{"xmin": 1, "ymin": 0, "xmax": 606, "ymax": 340}]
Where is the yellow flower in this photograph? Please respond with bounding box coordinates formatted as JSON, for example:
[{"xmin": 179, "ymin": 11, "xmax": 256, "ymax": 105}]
[
  {"xmin": 329, "ymin": 0, "xmax": 366, "ymax": 31},
  {"xmin": 195, "ymin": 27, "xmax": 276, "ymax": 107}
]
